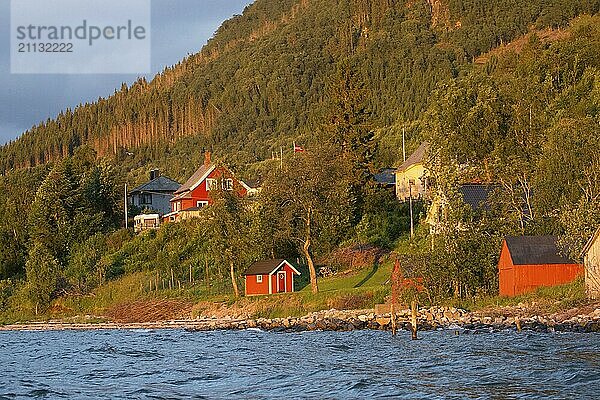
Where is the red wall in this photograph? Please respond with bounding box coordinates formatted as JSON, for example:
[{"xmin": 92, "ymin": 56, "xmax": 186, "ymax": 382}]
[
  {"xmin": 172, "ymin": 167, "xmax": 248, "ymax": 212},
  {"xmin": 498, "ymin": 241, "xmax": 584, "ymax": 296},
  {"xmin": 245, "ymin": 274, "xmax": 270, "ymax": 296}
]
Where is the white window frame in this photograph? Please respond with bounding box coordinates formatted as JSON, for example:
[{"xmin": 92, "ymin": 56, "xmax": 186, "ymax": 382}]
[
  {"xmin": 196, "ymin": 201, "xmax": 209, "ymax": 208},
  {"xmin": 206, "ymin": 178, "xmax": 218, "ymax": 191},
  {"xmin": 223, "ymin": 178, "xmax": 234, "ymax": 191},
  {"xmin": 256, "ymin": 275, "xmax": 263, "ymax": 283}
]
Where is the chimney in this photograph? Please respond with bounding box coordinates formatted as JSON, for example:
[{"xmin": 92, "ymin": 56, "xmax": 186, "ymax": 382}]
[
  {"xmin": 150, "ymin": 169, "xmax": 160, "ymax": 181},
  {"xmin": 204, "ymin": 152, "xmax": 212, "ymax": 166}
]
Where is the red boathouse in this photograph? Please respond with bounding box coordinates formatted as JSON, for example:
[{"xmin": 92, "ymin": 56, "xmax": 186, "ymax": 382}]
[
  {"xmin": 242, "ymin": 259, "xmax": 301, "ymax": 296},
  {"xmin": 498, "ymin": 236, "xmax": 584, "ymax": 297}
]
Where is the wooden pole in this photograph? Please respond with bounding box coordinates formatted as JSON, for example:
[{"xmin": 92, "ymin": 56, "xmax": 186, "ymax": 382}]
[
  {"xmin": 170, "ymin": 268, "xmax": 174, "ymax": 289},
  {"xmin": 409, "ymin": 183, "xmax": 414, "ymax": 239},
  {"xmin": 410, "ymin": 299, "xmax": 418, "ymax": 340},
  {"xmin": 402, "ymin": 127, "xmax": 406, "ymax": 162},
  {"xmin": 515, "ymin": 316, "xmax": 522, "ymax": 333},
  {"xmin": 124, "ymin": 184, "xmax": 129, "ymax": 229},
  {"xmin": 189, "ymin": 264, "xmax": 193, "ymax": 284},
  {"xmin": 205, "ymin": 258, "xmax": 209, "ymax": 290},
  {"xmin": 390, "ymin": 302, "xmax": 397, "ymax": 336}
]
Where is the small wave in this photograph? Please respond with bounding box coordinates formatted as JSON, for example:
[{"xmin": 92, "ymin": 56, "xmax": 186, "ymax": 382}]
[{"xmin": 245, "ymin": 328, "xmax": 263, "ymax": 332}]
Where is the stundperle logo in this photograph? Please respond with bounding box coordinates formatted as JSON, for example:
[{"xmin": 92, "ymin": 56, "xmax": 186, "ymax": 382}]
[{"xmin": 10, "ymin": 0, "xmax": 151, "ymax": 74}]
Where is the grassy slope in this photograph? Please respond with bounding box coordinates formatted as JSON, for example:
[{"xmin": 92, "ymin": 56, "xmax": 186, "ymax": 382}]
[{"xmin": 3, "ymin": 256, "xmax": 589, "ymax": 325}]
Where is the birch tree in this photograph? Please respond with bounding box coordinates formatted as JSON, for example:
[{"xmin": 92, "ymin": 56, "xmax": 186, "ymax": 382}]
[{"xmin": 260, "ymin": 144, "xmax": 350, "ymax": 293}]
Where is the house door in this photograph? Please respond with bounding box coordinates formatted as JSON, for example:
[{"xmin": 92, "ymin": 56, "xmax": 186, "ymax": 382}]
[{"xmin": 277, "ymin": 271, "xmax": 287, "ymax": 293}]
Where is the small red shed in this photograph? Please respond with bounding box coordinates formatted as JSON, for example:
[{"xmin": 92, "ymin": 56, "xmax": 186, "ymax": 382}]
[
  {"xmin": 498, "ymin": 236, "xmax": 584, "ymax": 297},
  {"xmin": 242, "ymin": 259, "xmax": 301, "ymax": 296}
]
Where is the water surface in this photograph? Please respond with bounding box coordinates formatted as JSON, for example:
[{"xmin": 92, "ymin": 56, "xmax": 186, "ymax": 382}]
[{"xmin": 1, "ymin": 329, "xmax": 598, "ymax": 399}]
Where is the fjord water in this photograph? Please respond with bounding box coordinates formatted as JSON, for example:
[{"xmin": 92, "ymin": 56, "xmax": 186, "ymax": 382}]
[{"xmin": 1, "ymin": 329, "xmax": 598, "ymax": 399}]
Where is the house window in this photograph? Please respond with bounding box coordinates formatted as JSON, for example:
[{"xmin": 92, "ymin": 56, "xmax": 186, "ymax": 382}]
[
  {"xmin": 197, "ymin": 201, "xmax": 209, "ymax": 208},
  {"xmin": 206, "ymin": 178, "xmax": 218, "ymax": 191},
  {"xmin": 256, "ymin": 275, "xmax": 263, "ymax": 283},
  {"xmin": 223, "ymin": 178, "xmax": 234, "ymax": 191},
  {"xmin": 140, "ymin": 193, "xmax": 152, "ymax": 205}
]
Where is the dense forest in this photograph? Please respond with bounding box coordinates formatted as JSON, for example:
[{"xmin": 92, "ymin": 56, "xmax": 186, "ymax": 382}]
[{"xmin": 1, "ymin": 0, "xmax": 600, "ymax": 315}]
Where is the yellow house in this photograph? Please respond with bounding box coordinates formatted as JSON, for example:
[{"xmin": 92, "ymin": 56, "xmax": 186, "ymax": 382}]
[{"xmin": 395, "ymin": 142, "xmax": 429, "ymax": 201}]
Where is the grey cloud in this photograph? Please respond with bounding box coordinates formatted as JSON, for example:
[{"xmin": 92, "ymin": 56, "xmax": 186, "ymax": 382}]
[{"xmin": 0, "ymin": 0, "xmax": 253, "ymax": 144}]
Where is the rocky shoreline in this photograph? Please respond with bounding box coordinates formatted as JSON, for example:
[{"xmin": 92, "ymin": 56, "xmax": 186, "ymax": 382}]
[
  {"xmin": 2, "ymin": 306, "xmax": 599, "ymax": 333},
  {"xmin": 187, "ymin": 306, "xmax": 600, "ymax": 334}
]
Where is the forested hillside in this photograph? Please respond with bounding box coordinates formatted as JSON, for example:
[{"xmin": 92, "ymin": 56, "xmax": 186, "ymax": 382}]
[
  {"xmin": 1, "ymin": 0, "xmax": 598, "ymax": 176},
  {"xmin": 1, "ymin": 0, "xmax": 600, "ymax": 317}
]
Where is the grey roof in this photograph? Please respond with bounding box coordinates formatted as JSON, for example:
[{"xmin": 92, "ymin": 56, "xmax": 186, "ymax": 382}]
[
  {"xmin": 175, "ymin": 163, "xmax": 215, "ymax": 194},
  {"xmin": 375, "ymin": 169, "xmax": 396, "ymax": 186},
  {"xmin": 244, "ymin": 179, "xmax": 261, "ymax": 189},
  {"xmin": 243, "ymin": 259, "xmax": 296, "ymax": 276},
  {"xmin": 459, "ymin": 184, "xmax": 499, "ymax": 210},
  {"xmin": 505, "ymin": 236, "xmax": 577, "ymax": 265},
  {"xmin": 397, "ymin": 142, "xmax": 429, "ymax": 172},
  {"xmin": 130, "ymin": 176, "xmax": 181, "ymax": 194}
]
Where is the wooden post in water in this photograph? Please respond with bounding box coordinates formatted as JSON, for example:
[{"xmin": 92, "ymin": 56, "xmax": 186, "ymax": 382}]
[
  {"xmin": 515, "ymin": 316, "xmax": 522, "ymax": 333},
  {"xmin": 410, "ymin": 299, "xmax": 418, "ymax": 340},
  {"xmin": 390, "ymin": 302, "xmax": 397, "ymax": 336},
  {"xmin": 390, "ymin": 259, "xmax": 401, "ymax": 336}
]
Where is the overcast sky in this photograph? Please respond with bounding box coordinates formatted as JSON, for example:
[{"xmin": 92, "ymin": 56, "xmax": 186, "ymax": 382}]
[{"xmin": 0, "ymin": 0, "xmax": 254, "ymax": 144}]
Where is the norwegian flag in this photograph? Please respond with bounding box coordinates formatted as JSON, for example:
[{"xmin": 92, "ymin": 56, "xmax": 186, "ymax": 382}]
[{"xmin": 293, "ymin": 142, "xmax": 305, "ymax": 153}]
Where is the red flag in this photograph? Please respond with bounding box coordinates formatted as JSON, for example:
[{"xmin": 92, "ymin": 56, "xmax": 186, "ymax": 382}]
[{"xmin": 293, "ymin": 142, "xmax": 305, "ymax": 153}]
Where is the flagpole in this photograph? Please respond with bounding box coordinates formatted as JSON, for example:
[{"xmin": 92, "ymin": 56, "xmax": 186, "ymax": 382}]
[
  {"xmin": 124, "ymin": 183, "xmax": 129, "ymax": 229},
  {"xmin": 402, "ymin": 127, "xmax": 406, "ymax": 162}
]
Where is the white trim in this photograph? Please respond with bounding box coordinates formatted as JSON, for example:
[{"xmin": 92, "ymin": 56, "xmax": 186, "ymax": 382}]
[
  {"xmin": 276, "ymin": 271, "xmax": 287, "ymax": 293},
  {"xmin": 239, "ymin": 180, "xmax": 252, "ymax": 191},
  {"xmin": 189, "ymin": 165, "xmax": 217, "ymax": 192},
  {"xmin": 196, "ymin": 200, "xmax": 209, "ymax": 208},
  {"xmin": 268, "ymin": 260, "xmax": 301, "ymax": 276},
  {"xmin": 256, "ymin": 275, "xmax": 263, "ymax": 283},
  {"xmin": 268, "ymin": 274, "xmax": 272, "ymax": 295}
]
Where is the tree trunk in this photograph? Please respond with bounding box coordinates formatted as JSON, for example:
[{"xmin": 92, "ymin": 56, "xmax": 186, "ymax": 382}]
[
  {"xmin": 230, "ymin": 260, "xmax": 240, "ymax": 298},
  {"xmin": 303, "ymin": 207, "xmax": 319, "ymax": 293}
]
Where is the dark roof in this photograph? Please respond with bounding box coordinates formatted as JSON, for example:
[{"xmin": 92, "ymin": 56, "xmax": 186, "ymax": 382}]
[
  {"xmin": 244, "ymin": 179, "xmax": 261, "ymax": 189},
  {"xmin": 397, "ymin": 142, "xmax": 428, "ymax": 172},
  {"xmin": 175, "ymin": 163, "xmax": 215, "ymax": 194},
  {"xmin": 374, "ymin": 169, "xmax": 396, "ymax": 186},
  {"xmin": 243, "ymin": 259, "xmax": 291, "ymax": 276},
  {"xmin": 459, "ymin": 184, "xmax": 499, "ymax": 210},
  {"xmin": 504, "ymin": 236, "xmax": 577, "ymax": 265},
  {"xmin": 130, "ymin": 176, "xmax": 181, "ymax": 194}
]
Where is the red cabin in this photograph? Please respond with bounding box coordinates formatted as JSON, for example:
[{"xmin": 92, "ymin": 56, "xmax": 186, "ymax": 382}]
[
  {"xmin": 498, "ymin": 236, "xmax": 584, "ymax": 297},
  {"xmin": 165, "ymin": 153, "xmax": 250, "ymax": 222},
  {"xmin": 242, "ymin": 259, "xmax": 301, "ymax": 296}
]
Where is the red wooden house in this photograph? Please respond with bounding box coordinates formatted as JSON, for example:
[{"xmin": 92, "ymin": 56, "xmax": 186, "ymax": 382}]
[
  {"xmin": 498, "ymin": 236, "xmax": 583, "ymax": 297},
  {"xmin": 165, "ymin": 153, "xmax": 250, "ymax": 222},
  {"xmin": 242, "ymin": 259, "xmax": 301, "ymax": 296}
]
